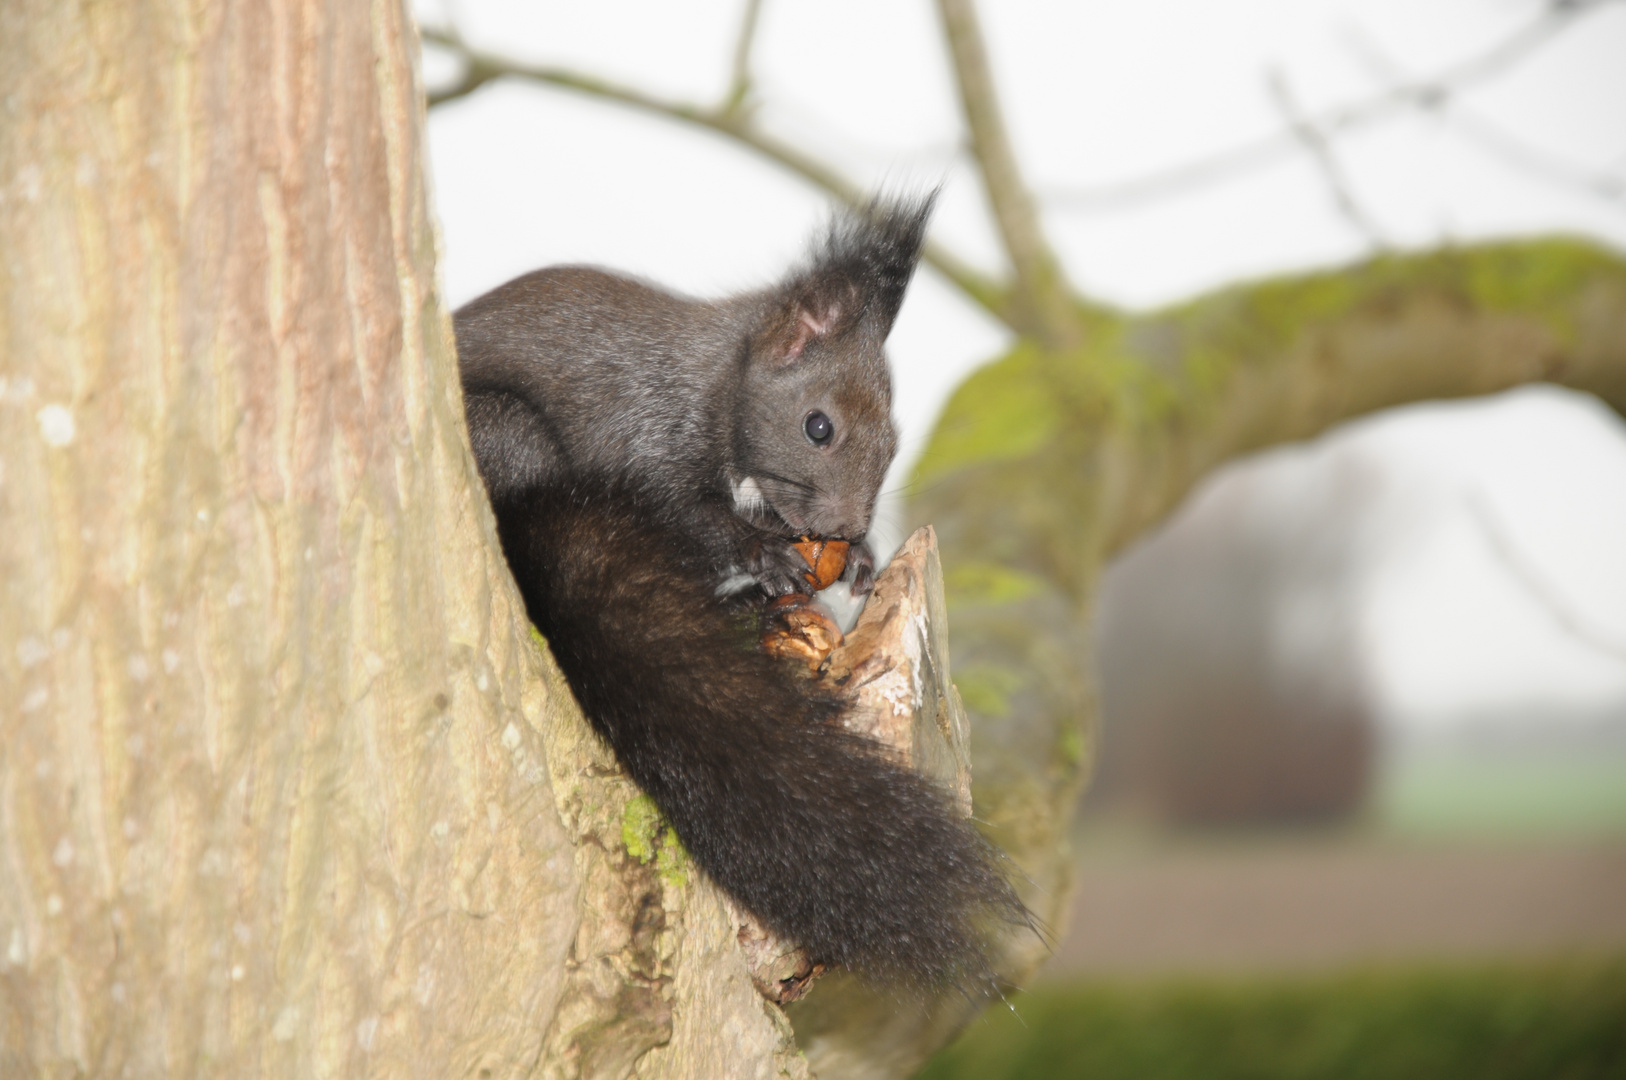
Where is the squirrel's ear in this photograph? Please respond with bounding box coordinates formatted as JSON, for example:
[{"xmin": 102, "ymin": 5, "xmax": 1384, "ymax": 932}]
[
  {"xmin": 758, "ymin": 285, "xmax": 854, "ymax": 366},
  {"xmin": 755, "ymin": 194, "xmax": 936, "ymax": 366},
  {"xmin": 784, "ymin": 299, "xmax": 840, "ymax": 362}
]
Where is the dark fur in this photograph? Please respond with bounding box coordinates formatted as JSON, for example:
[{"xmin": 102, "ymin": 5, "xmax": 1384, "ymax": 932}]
[
  {"xmin": 455, "ymin": 197, "xmax": 1026, "ymax": 987},
  {"xmin": 498, "ymin": 481, "xmax": 1024, "ymax": 985}
]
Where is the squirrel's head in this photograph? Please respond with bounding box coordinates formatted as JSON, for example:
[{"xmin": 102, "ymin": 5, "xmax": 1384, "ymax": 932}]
[{"xmin": 728, "ymin": 196, "xmax": 932, "ymax": 543}]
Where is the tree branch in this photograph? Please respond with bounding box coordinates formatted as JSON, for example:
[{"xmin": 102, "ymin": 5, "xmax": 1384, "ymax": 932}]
[
  {"xmin": 419, "ymin": 26, "xmax": 1013, "ymax": 330},
  {"xmin": 1466, "ymin": 490, "xmax": 1626, "ymax": 665},
  {"xmin": 933, "ymin": 0, "xmax": 1082, "ymax": 347},
  {"xmin": 721, "ymin": 0, "xmax": 764, "ymax": 119},
  {"xmin": 1448, "ymin": 108, "xmax": 1626, "ymax": 205},
  {"xmin": 1096, "ymin": 241, "xmax": 1626, "ymax": 559},
  {"xmin": 1267, "ymin": 68, "xmax": 1390, "ymax": 250},
  {"xmin": 1340, "ymin": 17, "xmax": 1626, "ymax": 209},
  {"xmin": 1045, "ymin": 0, "xmax": 1607, "ymax": 212}
]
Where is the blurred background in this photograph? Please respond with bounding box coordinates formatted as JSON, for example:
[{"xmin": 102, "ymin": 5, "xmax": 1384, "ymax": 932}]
[{"xmin": 419, "ymin": 1, "xmax": 1626, "ymax": 1075}]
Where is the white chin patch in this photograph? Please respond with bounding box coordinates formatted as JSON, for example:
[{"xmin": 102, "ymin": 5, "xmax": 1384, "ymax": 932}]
[{"xmin": 731, "ymin": 475, "xmax": 766, "ymax": 515}]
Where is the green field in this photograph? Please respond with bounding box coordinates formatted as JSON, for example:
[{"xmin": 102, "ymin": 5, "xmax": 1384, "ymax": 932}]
[
  {"xmin": 917, "ymin": 960, "xmax": 1626, "ymax": 1080},
  {"xmin": 1374, "ymin": 748, "xmax": 1626, "ymax": 839}
]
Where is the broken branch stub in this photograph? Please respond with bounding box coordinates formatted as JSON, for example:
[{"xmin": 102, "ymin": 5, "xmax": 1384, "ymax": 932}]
[
  {"xmin": 740, "ymin": 525, "xmax": 975, "ymax": 1012},
  {"xmin": 824, "ymin": 526, "xmax": 972, "ymax": 815}
]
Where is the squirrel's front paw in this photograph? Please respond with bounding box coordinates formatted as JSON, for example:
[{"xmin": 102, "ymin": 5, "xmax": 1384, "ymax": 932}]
[
  {"xmin": 745, "ymin": 535, "xmax": 857, "ymax": 597},
  {"xmin": 746, "ymin": 538, "xmax": 814, "ymax": 598},
  {"xmin": 845, "ymin": 541, "xmax": 876, "ymax": 597}
]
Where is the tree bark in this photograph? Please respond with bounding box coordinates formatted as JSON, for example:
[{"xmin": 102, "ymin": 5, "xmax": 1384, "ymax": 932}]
[
  {"xmin": 0, "ymin": 1, "xmax": 815, "ymax": 1076},
  {"xmin": 933, "ymin": 0, "xmax": 1081, "ymax": 348},
  {"xmin": 0, "ymin": 0, "xmax": 582, "ymax": 1072}
]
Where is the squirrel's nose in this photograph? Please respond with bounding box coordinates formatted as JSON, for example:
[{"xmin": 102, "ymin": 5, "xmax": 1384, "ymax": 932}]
[{"xmin": 809, "ymin": 491, "xmax": 871, "ymax": 542}]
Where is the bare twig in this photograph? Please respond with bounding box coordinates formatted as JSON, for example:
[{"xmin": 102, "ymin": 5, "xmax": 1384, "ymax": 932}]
[
  {"xmin": 934, "ymin": 0, "xmax": 1081, "ymax": 347},
  {"xmin": 419, "ymin": 26, "xmax": 1009, "ymax": 325},
  {"xmin": 1449, "ymin": 109, "xmax": 1626, "ymax": 205},
  {"xmin": 1044, "ymin": 0, "xmax": 1607, "ymax": 212},
  {"xmin": 1267, "ymin": 68, "xmax": 1389, "ymax": 250},
  {"xmin": 1341, "ymin": 18, "xmax": 1626, "ymax": 209},
  {"xmin": 1466, "ymin": 490, "xmax": 1626, "ymax": 666},
  {"xmin": 721, "ymin": 0, "xmax": 764, "ymax": 119}
]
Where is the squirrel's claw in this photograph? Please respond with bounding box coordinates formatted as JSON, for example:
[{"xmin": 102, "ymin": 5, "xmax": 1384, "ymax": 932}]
[{"xmin": 745, "ymin": 535, "xmax": 817, "ymax": 598}]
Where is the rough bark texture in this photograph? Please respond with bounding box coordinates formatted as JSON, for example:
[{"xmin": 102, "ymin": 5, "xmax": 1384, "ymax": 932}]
[
  {"xmin": 527, "ymin": 636, "xmax": 812, "ymax": 1080},
  {"xmin": 0, "ymin": 0, "xmax": 585, "ymax": 1072},
  {"xmin": 823, "ymin": 528, "xmax": 973, "ymax": 819},
  {"xmin": 0, "ymin": 1, "xmax": 814, "ymax": 1076}
]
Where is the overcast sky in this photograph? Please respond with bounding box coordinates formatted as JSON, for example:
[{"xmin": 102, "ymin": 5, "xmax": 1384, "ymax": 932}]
[{"xmin": 418, "ymin": 0, "xmax": 1626, "ymax": 727}]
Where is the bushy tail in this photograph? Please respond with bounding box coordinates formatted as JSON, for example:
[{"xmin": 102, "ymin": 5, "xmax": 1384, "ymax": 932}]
[{"xmin": 496, "ymin": 483, "xmax": 1028, "ymax": 989}]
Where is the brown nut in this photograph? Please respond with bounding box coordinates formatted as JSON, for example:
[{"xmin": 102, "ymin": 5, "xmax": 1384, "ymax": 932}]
[
  {"xmin": 761, "ymin": 593, "xmax": 844, "ymax": 672},
  {"xmin": 790, "ymin": 536, "xmax": 851, "ymax": 592}
]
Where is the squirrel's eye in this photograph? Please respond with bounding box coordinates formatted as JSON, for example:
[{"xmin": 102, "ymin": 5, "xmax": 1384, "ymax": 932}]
[{"xmin": 804, "ymin": 411, "xmax": 834, "ymax": 447}]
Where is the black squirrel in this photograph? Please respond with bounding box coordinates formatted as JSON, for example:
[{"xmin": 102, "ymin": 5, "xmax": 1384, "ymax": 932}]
[{"xmin": 454, "ymin": 196, "xmax": 1025, "ymax": 989}]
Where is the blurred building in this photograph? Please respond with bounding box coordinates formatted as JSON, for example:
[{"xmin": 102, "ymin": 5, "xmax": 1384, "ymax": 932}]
[
  {"xmin": 1087, "ymin": 386, "xmax": 1626, "ymax": 829},
  {"xmin": 1090, "ymin": 446, "xmax": 1381, "ymax": 825}
]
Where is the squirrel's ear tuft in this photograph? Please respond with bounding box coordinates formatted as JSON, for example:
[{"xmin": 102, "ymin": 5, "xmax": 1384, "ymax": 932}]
[
  {"xmin": 819, "ymin": 192, "xmax": 935, "ymax": 335},
  {"xmin": 758, "ymin": 192, "xmax": 936, "ymax": 364}
]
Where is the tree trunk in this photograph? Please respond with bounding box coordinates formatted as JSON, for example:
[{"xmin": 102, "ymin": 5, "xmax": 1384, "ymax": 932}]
[
  {"xmin": 0, "ymin": 1, "xmax": 813, "ymax": 1075},
  {"xmin": 12, "ymin": 1, "xmax": 1620, "ymax": 1076}
]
